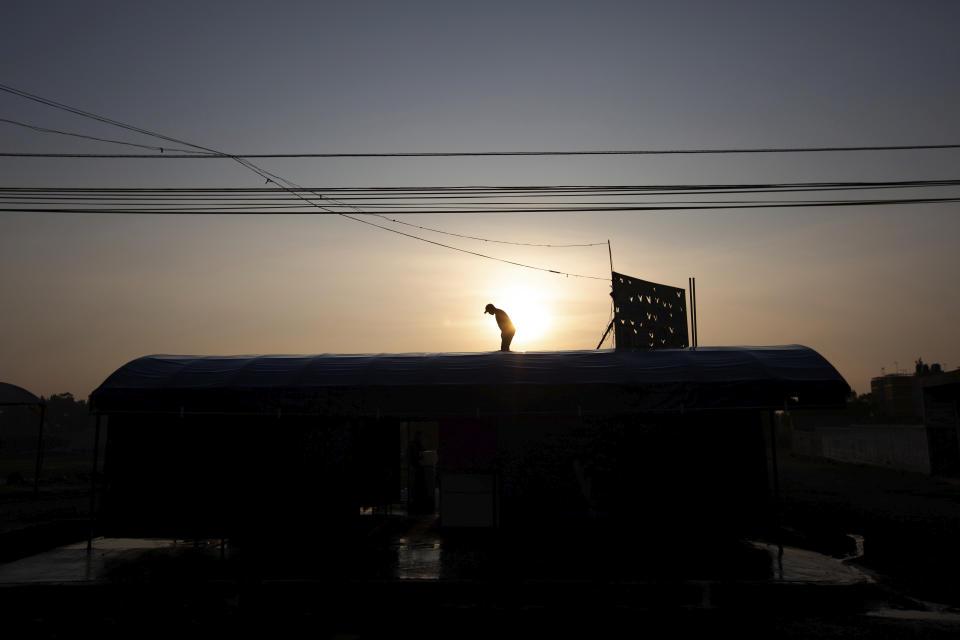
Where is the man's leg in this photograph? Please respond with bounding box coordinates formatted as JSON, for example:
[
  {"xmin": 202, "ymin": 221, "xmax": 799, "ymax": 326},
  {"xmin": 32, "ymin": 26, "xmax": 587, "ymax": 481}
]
[{"xmin": 501, "ymin": 331, "xmax": 514, "ymax": 351}]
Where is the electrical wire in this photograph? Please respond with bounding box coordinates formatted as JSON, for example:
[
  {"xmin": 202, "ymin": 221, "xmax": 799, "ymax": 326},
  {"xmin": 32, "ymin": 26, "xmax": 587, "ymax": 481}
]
[
  {"xmin": 0, "ymin": 117, "xmax": 203, "ymax": 154},
  {"xmin": 5, "ymin": 196, "xmax": 958, "ymax": 215},
  {"xmin": 3, "ymin": 178, "xmax": 958, "ymax": 217},
  {"xmin": 0, "ymin": 82, "xmax": 609, "ymax": 280},
  {"xmin": 3, "ymin": 143, "xmax": 960, "ymax": 159},
  {"xmin": 2, "ymin": 88, "xmax": 957, "ymax": 161},
  {"xmin": 3, "ymin": 179, "xmax": 956, "ymax": 195},
  {"xmin": 363, "ymin": 215, "xmax": 605, "ymax": 247},
  {"xmin": 4, "ymin": 81, "xmax": 957, "ymax": 277},
  {"xmin": 2, "ymin": 180, "xmax": 957, "ymax": 200}
]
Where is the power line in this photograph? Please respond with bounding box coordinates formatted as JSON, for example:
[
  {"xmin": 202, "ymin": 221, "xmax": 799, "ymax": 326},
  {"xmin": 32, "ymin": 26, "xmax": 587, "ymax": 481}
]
[
  {"xmin": 0, "ymin": 83, "xmax": 609, "ymax": 280},
  {"xmin": 2, "ymin": 179, "xmax": 957, "ymax": 195},
  {"xmin": 294, "ymin": 186, "xmax": 612, "ymax": 270},
  {"xmin": 3, "ymin": 181, "xmax": 957, "ymax": 210},
  {"xmin": 338, "ymin": 213, "xmax": 608, "ymax": 279},
  {"xmin": 2, "ymin": 179, "xmax": 957, "ymax": 214},
  {"xmin": 0, "ymin": 118, "xmax": 202, "ymax": 154},
  {"xmin": 349, "ymin": 215, "xmax": 605, "ymax": 247},
  {"xmin": 4, "ymin": 82, "xmax": 957, "ymax": 279},
  {"xmin": 0, "ymin": 96, "xmax": 956, "ymax": 160},
  {"xmin": 5, "ymin": 196, "xmax": 958, "ymax": 215},
  {"xmin": 0, "ymin": 83, "xmax": 236, "ymax": 158},
  {"xmin": 0, "ymin": 198, "xmax": 946, "ymax": 209},
  {"xmin": 3, "ymin": 143, "xmax": 960, "ymax": 159},
  {"xmin": 246, "ymin": 173, "xmax": 611, "ymax": 279}
]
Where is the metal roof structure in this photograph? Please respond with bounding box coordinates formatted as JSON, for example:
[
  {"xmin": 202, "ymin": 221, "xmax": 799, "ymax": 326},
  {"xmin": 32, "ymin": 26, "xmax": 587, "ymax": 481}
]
[
  {"xmin": 0, "ymin": 382, "xmax": 47, "ymax": 498},
  {"xmin": 0, "ymin": 381, "xmax": 42, "ymax": 406},
  {"xmin": 90, "ymin": 346, "xmax": 850, "ymax": 417}
]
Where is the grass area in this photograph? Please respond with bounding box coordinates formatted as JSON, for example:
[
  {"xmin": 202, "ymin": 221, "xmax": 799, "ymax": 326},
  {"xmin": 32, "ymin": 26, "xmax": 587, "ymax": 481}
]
[
  {"xmin": 1, "ymin": 451, "xmax": 95, "ymax": 492},
  {"xmin": 0, "ymin": 451, "xmax": 96, "ymax": 544}
]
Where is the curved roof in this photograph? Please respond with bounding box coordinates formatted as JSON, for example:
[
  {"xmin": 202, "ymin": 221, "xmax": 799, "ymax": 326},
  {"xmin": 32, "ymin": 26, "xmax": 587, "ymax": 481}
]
[
  {"xmin": 0, "ymin": 382, "xmax": 42, "ymax": 406},
  {"xmin": 90, "ymin": 346, "xmax": 849, "ymax": 416}
]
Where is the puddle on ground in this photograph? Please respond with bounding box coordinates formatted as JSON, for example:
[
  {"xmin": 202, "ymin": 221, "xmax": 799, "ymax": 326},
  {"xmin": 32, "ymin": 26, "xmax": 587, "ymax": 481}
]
[
  {"xmin": 394, "ymin": 537, "xmax": 875, "ymax": 585},
  {"xmin": 0, "ymin": 534, "xmax": 877, "ymax": 588},
  {"xmin": 751, "ymin": 540, "xmax": 873, "ymax": 585},
  {"xmin": 0, "ymin": 538, "xmax": 186, "ymax": 584},
  {"xmin": 868, "ymin": 607, "xmax": 960, "ymax": 623},
  {"xmin": 395, "ymin": 543, "xmax": 442, "ymax": 580}
]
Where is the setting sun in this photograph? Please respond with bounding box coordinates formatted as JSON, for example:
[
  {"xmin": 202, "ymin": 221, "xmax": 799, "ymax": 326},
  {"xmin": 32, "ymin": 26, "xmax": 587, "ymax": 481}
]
[{"xmin": 498, "ymin": 288, "xmax": 554, "ymax": 347}]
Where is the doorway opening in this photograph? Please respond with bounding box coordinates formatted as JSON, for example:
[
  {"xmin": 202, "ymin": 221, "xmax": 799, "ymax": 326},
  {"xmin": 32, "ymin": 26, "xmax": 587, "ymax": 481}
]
[{"xmin": 400, "ymin": 420, "xmax": 439, "ymax": 515}]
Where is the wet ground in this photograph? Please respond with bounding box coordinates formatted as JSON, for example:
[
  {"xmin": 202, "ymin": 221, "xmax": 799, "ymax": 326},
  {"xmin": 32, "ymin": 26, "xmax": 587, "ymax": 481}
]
[
  {"xmin": 0, "ymin": 522, "xmax": 871, "ymax": 588},
  {"xmin": 776, "ymin": 449, "xmax": 960, "ymax": 610},
  {"xmin": 3, "ymin": 450, "xmax": 960, "ymax": 636},
  {"xmin": 0, "ymin": 522, "xmax": 956, "ymax": 638}
]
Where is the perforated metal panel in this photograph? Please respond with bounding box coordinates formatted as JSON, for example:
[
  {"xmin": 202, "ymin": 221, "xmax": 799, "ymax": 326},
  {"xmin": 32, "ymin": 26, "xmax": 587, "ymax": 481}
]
[{"xmin": 611, "ymin": 271, "xmax": 688, "ymax": 349}]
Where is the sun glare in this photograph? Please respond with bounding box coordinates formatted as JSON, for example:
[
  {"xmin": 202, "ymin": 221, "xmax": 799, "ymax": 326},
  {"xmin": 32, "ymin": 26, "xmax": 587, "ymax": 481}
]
[{"xmin": 499, "ymin": 288, "xmax": 553, "ymax": 348}]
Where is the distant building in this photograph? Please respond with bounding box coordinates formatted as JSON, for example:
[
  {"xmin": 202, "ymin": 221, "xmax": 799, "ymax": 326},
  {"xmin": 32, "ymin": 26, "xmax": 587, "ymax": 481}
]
[
  {"xmin": 791, "ymin": 361, "xmax": 959, "ymax": 477},
  {"xmin": 870, "ymin": 373, "xmax": 921, "ymax": 420},
  {"xmin": 920, "ymin": 368, "xmax": 960, "ymax": 476},
  {"xmin": 869, "ymin": 359, "xmax": 945, "ymax": 420}
]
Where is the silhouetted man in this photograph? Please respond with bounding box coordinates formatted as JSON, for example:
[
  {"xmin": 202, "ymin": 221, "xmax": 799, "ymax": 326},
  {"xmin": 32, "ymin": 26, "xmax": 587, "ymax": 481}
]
[{"xmin": 485, "ymin": 303, "xmax": 515, "ymax": 351}]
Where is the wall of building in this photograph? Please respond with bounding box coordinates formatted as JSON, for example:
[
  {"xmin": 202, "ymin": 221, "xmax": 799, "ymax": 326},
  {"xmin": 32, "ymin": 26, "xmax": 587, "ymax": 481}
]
[
  {"xmin": 922, "ymin": 374, "xmax": 960, "ymax": 476},
  {"xmin": 493, "ymin": 411, "xmax": 768, "ymax": 536},
  {"xmin": 792, "ymin": 422, "xmax": 931, "ymax": 474},
  {"xmin": 788, "ymin": 369, "xmax": 960, "ymax": 477},
  {"xmin": 870, "ymin": 374, "xmax": 922, "ymax": 419}
]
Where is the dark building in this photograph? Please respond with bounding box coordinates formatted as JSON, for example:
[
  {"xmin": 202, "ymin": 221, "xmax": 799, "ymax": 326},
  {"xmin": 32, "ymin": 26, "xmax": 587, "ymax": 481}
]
[
  {"xmin": 921, "ymin": 369, "xmax": 960, "ymax": 476},
  {"xmin": 870, "ymin": 373, "xmax": 922, "ymax": 420},
  {"xmin": 88, "ymin": 346, "xmax": 849, "ymax": 543},
  {"xmin": 789, "ymin": 362, "xmax": 958, "ymax": 476}
]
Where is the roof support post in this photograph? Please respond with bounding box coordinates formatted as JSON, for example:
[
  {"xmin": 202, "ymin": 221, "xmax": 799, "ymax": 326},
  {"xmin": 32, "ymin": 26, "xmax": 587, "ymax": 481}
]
[
  {"xmin": 87, "ymin": 413, "xmax": 101, "ymax": 552},
  {"xmin": 768, "ymin": 410, "xmax": 781, "ymax": 532},
  {"xmin": 32, "ymin": 403, "xmax": 46, "ymax": 498},
  {"xmin": 768, "ymin": 410, "xmax": 780, "ymax": 499}
]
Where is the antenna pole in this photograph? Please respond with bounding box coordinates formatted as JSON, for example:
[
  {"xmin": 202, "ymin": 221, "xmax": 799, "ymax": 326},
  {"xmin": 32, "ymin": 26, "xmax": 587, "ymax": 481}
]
[
  {"xmin": 688, "ymin": 277, "xmax": 698, "ymax": 348},
  {"xmin": 690, "ymin": 278, "xmax": 700, "ymax": 347},
  {"xmin": 607, "ymin": 240, "xmax": 615, "ymax": 349}
]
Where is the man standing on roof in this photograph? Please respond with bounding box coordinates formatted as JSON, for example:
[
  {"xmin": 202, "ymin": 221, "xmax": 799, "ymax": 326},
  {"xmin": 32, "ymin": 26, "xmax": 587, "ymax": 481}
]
[{"xmin": 485, "ymin": 303, "xmax": 516, "ymax": 352}]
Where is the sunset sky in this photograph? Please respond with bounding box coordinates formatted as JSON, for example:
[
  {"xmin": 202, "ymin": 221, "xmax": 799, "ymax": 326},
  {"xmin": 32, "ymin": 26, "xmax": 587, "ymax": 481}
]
[{"xmin": 2, "ymin": 0, "xmax": 959, "ymax": 398}]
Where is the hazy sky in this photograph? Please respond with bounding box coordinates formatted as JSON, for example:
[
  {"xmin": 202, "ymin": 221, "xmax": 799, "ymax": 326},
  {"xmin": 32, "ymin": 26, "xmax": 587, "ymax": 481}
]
[{"xmin": 2, "ymin": 0, "xmax": 959, "ymax": 397}]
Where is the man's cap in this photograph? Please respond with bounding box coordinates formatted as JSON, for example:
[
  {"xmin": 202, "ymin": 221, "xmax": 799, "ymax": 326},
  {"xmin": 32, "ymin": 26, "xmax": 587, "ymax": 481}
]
[{"xmin": 484, "ymin": 303, "xmax": 495, "ymax": 314}]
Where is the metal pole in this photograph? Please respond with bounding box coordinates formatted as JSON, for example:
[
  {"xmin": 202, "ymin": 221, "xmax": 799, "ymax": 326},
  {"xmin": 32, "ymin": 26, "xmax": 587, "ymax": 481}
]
[
  {"xmin": 690, "ymin": 278, "xmax": 700, "ymax": 347},
  {"xmin": 87, "ymin": 414, "xmax": 101, "ymax": 552},
  {"xmin": 769, "ymin": 410, "xmax": 780, "ymax": 503},
  {"xmin": 688, "ymin": 277, "xmax": 698, "ymax": 348},
  {"xmin": 768, "ymin": 409, "xmax": 783, "ymax": 551},
  {"xmin": 596, "ymin": 319, "xmax": 615, "ymax": 350},
  {"xmin": 688, "ymin": 278, "xmax": 693, "ymax": 347},
  {"xmin": 33, "ymin": 403, "xmax": 46, "ymax": 499},
  {"xmin": 607, "ymin": 240, "xmax": 615, "ymax": 349}
]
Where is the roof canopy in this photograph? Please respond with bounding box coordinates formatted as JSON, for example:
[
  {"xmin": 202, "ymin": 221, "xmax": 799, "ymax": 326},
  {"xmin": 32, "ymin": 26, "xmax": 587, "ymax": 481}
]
[
  {"xmin": 0, "ymin": 382, "xmax": 42, "ymax": 406},
  {"xmin": 90, "ymin": 346, "xmax": 849, "ymax": 417}
]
